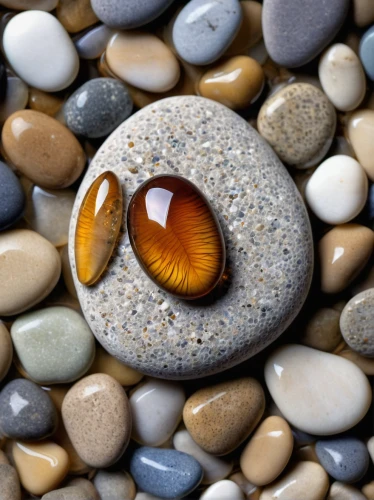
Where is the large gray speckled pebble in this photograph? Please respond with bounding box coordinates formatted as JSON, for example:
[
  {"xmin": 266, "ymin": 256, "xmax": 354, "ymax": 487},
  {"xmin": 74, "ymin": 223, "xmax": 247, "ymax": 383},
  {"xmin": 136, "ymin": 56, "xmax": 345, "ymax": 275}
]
[
  {"xmin": 64, "ymin": 78, "xmax": 133, "ymax": 139},
  {"xmin": 91, "ymin": 0, "xmax": 175, "ymax": 29},
  {"xmin": 316, "ymin": 437, "xmax": 369, "ymax": 483},
  {"xmin": 340, "ymin": 289, "xmax": 374, "ymax": 357},
  {"xmin": 69, "ymin": 96, "xmax": 313, "ymax": 379},
  {"xmin": 0, "ymin": 161, "xmax": 25, "ymax": 230},
  {"xmin": 172, "ymin": 0, "xmax": 242, "ymax": 65},
  {"xmin": 263, "ymin": 0, "xmax": 350, "ymax": 68}
]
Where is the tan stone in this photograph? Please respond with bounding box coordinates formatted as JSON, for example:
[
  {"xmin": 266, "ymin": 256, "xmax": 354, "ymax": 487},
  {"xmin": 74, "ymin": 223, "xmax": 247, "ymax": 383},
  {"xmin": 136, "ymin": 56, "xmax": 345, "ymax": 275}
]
[
  {"xmin": 0, "ymin": 323, "xmax": 12, "ymax": 382},
  {"xmin": 294, "ymin": 444, "xmax": 320, "ymax": 463},
  {"xmin": 240, "ymin": 416, "xmax": 293, "ymax": 486},
  {"xmin": 362, "ymin": 481, "xmax": 374, "ymax": 500},
  {"xmin": 183, "ymin": 378, "xmax": 265, "ymax": 456},
  {"xmin": 226, "ymin": 1, "xmax": 263, "ymax": 55},
  {"xmin": 0, "ymin": 464, "xmax": 21, "ymax": 500},
  {"xmin": 28, "ymin": 88, "xmax": 63, "ymax": 117},
  {"xmin": 319, "ymin": 224, "xmax": 374, "ymax": 294},
  {"xmin": 0, "ymin": 229, "xmax": 61, "ymax": 316},
  {"xmin": 57, "ymin": 0, "xmax": 98, "ymax": 33},
  {"xmin": 347, "ymin": 110, "xmax": 374, "ymax": 181},
  {"xmin": 353, "ymin": 0, "xmax": 374, "ymax": 26},
  {"xmin": 13, "ymin": 441, "xmax": 69, "ymax": 496},
  {"xmin": 2, "ymin": 110, "xmax": 86, "ymax": 189},
  {"xmin": 328, "ymin": 481, "xmax": 367, "ymax": 500},
  {"xmin": 66, "ymin": 478, "xmax": 100, "ymax": 500},
  {"xmin": 60, "ymin": 245, "xmax": 77, "ymax": 299},
  {"xmin": 299, "ymin": 308, "xmax": 342, "ymax": 352},
  {"xmin": 87, "ymin": 346, "xmax": 143, "ymax": 386},
  {"xmin": 0, "ymin": 449, "xmax": 9, "ymax": 465},
  {"xmin": 42, "ymin": 486, "xmax": 97, "ymax": 500}
]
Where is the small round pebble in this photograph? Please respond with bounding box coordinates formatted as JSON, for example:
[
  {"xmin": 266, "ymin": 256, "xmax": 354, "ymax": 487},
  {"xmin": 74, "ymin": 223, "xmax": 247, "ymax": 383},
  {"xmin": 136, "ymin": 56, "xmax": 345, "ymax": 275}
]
[
  {"xmin": 0, "ymin": 323, "xmax": 12, "ymax": 382},
  {"xmin": 200, "ymin": 480, "xmax": 244, "ymax": 500},
  {"xmin": 64, "ymin": 78, "xmax": 132, "ymax": 139},
  {"xmin": 0, "ymin": 161, "xmax": 25, "ymax": 230},
  {"xmin": 360, "ymin": 25, "xmax": 374, "ymax": 80},
  {"xmin": 172, "ymin": 0, "xmax": 242, "ymax": 65},
  {"xmin": 130, "ymin": 446, "xmax": 203, "ymax": 499},
  {"xmin": 93, "ymin": 471, "xmax": 136, "ymax": 500},
  {"xmin": 0, "ymin": 464, "xmax": 21, "ymax": 500}
]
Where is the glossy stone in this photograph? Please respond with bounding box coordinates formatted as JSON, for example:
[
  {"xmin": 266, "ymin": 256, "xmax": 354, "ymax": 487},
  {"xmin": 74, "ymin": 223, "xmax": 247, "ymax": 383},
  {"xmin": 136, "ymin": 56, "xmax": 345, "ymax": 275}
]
[
  {"xmin": 56, "ymin": 0, "xmax": 98, "ymax": 33},
  {"xmin": 130, "ymin": 446, "xmax": 203, "ymax": 499},
  {"xmin": 29, "ymin": 88, "xmax": 63, "ymax": 117},
  {"xmin": 0, "ymin": 464, "xmax": 21, "ymax": 500},
  {"xmin": 88, "ymin": 346, "xmax": 143, "ymax": 386},
  {"xmin": 225, "ymin": 1, "xmax": 263, "ymax": 56},
  {"xmin": 74, "ymin": 25, "xmax": 114, "ymax": 60},
  {"xmin": 0, "ymin": 323, "xmax": 12, "ymax": 382},
  {"xmin": 299, "ymin": 308, "xmax": 342, "ymax": 352},
  {"xmin": 93, "ymin": 471, "xmax": 136, "ymax": 500},
  {"xmin": 360, "ymin": 26, "xmax": 374, "ymax": 80},
  {"xmin": 75, "ymin": 171, "xmax": 122, "ymax": 286},
  {"xmin": 0, "ymin": 75, "xmax": 28, "ymax": 124},
  {"xmin": 128, "ymin": 175, "xmax": 225, "ymax": 300},
  {"xmin": 0, "ymin": 161, "xmax": 25, "ymax": 231},
  {"xmin": 347, "ymin": 110, "xmax": 374, "ymax": 181}
]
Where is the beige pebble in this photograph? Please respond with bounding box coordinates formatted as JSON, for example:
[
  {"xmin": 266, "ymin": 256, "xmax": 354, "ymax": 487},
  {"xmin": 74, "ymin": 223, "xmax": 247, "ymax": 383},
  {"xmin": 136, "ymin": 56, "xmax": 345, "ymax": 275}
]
[
  {"xmin": 260, "ymin": 462, "xmax": 329, "ymax": 500},
  {"xmin": 362, "ymin": 481, "xmax": 374, "ymax": 500},
  {"xmin": 0, "ymin": 323, "xmax": 12, "ymax": 382},
  {"xmin": 28, "ymin": 88, "xmax": 63, "ymax": 117},
  {"xmin": 0, "ymin": 229, "xmax": 61, "ymax": 316},
  {"xmin": 294, "ymin": 444, "xmax": 320, "ymax": 463},
  {"xmin": 299, "ymin": 308, "xmax": 342, "ymax": 352},
  {"xmin": 2, "ymin": 110, "xmax": 86, "ymax": 189},
  {"xmin": 87, "ymin": 346, "xmax": 143, "ymax": 386},
  {"xmin": 66, "ymin": 478, "xmax": 100, "ymax": 500},
  {"xmin": 229, "ymin": 472, "xmax": 262, "ymax": 499},
  {"xmin": 198, "ymin": 56, "xmax": 264, "ymax": 110},
  {"xmin": 0, "ymin": 450, "xmax": 9, "ymax": 465},
  {"xmin": 106, "ymin": 31, "xmax": 180, "ymax": 93},
  {"xmin": 13, "ymin": 441, "xmax": 69, "ymax": 496},
  {"xmin": 225, "ymin": 1, "xmax": 263, "ymax": 55},
  {"xmin": 319, "ymin": 224, "xmax": 374, "ymax": 294},
  {"xmin": 42, "ymin": 486, "xmax": 97, "ymax": 500},
  {"xmin": 0, "ymin": 463, "xmax": 21, "ymax": 500},
  {"xmin": 353, "ymin": 0, "xmax": 374, "ymax": 26},
  {"xmin": 62, "ymin": 373, "xmax": 131, "ymax": 468},
  {"xmin": 347, "ymin": 109, "xmax": 374, "ymax": 181},
  {"xmin": 56, "ymin": 0, "xmax": 98, "ymax": 33},
  {"xmin": 60, "ymin": 245, "xmax": 77, "ymax": 299},
  {"xmin": 327, "ymin": 481, "xmax": 367, "ymax": 500},
  {"xmin": 240, "ymin": 416, "xmax": 293, "ymax": 486},
  {"xmin": 339, "ymin": 348, "xmax": 374, "ymax": 375},
  {"xmin": 352, "ymin": 261, "xmax": 374, "ymax": 295},
  {"xmin": 183, "ymin": 378, "xmax": 265, "ymax": 456}
]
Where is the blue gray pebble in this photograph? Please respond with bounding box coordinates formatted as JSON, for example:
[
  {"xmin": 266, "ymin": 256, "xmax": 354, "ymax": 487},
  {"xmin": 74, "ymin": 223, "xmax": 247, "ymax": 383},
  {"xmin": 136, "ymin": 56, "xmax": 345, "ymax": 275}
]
[
  {"xmin": 0, "ymin": 379, "xmax": 58, "ymax": 441},
  {"xmin": 360, "ymin": 25, "xmax": 374, "ymax": 81},
  {"xmin": 172, "ymin": 0, "xmax": 242, "ymax": 65},
  {"xmin": 130, "ymin": 446, "xmax": 203, "ymax": 499},
  {"xmin": 0, "ymin": 161, "xmax": 25, "ymax": 231},
  {"xmin": 64, "ymin": 78, "xmax": 133, "ymax": 139},
  {"xmin": 316, "ymin": 436, "xmax": 369, "ymax": 483}
]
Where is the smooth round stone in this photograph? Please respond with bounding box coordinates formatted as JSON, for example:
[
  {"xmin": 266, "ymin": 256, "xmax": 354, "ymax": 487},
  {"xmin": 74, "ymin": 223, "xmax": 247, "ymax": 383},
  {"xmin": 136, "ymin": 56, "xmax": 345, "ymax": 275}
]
[
  {"xmin": 0, "ymin": 379, "xmax": 58, "ymax": 441},
  {"xmin": 340, "ymin": 289, "xmax": 374, "ymax": 357},
  {"xmin": 173, "ymin": 429, "xmax": 233, "ymax": 485},
  {"xmin": 0, "ymin": 323, "xmax": 12, "ymax": 382},
  {"xmin": 329, "ymin": 482, "xmax": 367, "ymax": 500},
  {"xmin": 354, "ymin": 0, "xmax": 374, "ymax": 26},
  {"xmin": 88, "ymin": 346, "xmax": 143, "ymax": 386},
  {"xmin": 130, "ymin": 446, "xmax": 203, "ymax": 499},
  {"xmin": 69, "ymin": 95, "xmax": 313, "ymax": 379},
  {"xmin": 316, "ymin": 437, "xmax": 369, "ymax": 483},
  {"xmin": 0, "ymin": 161, "xmax": 25, "ymax": 230},
  {"xmin": 130, "ymin": 378, "xmax": 185, "ymax": 446},
  {"xmin": 42, "ymin": 486, "xmax": 98, "ymax": 500},
  {"xmin": 305, "ymin": 155, "xmax": 368, "ymax": 225},
  {"xmin": 319, "ymin": 224, "xmax": 374, "ymax": 294},
  {"xmin": 62, "ymin": 373, "xmax": 131, "ymax": 468},
  {"xmin": 260, "ymin": 461, "xmax": 329, "ymax": 500},
  {"xmin": 299, "ymin": 308, "xmax": 342, "ymax": 352},
  {"xmin": 200, "ymin": 480, "xmax": 244, "ymax": 500},
  {"xmin": 29, "ymin": 88, "xmax": 63, "ymax": 117},
  {"xmin": 347, "ymin": 110, "xmax": 374, "ymax": 181},
  {"xmin": 91, "ymin": 0, "xmax": 174, "ymax": 29},
  {"xmin": 2, "ymin": 110, "xmax": 86, "ymax": 189},
  {"xmin": 173, "ymin": 0, "xmax": 242, "ymax": 65},
  {"xmin": 65, "ymin": 78, "xmax": 133, "ymax": 139},
  {"xmin": 106, "ymin": 32, "xmax": 180, "ymax": 93},
  {"xmin": 3, "ymin": 11, "xmax": 79, "ymax": 92},
  {"xmin": 0, "ymin": 229, "xmax": 61, "ymax": 316},
  {"xmin": 11, "ymin": 306, "xmax": 95, "ymax": 384},
  {"xmin": 319, "ymin": 44, "xmax": 366, "ymax": 111},
  {"xmin": 183, "ymin": 378, "xmax": 265, "ymax": 456},
  {"xmin": 66, "ymin": 479, "xmax": 100, "ymax": 500},
  {"xmin": 240, "ymin": 416, "xmax": 293, "ymax": 486},
  {"xmin": 258, "ymin": 83, "xmax": 336, "ymax": 168},
  {"xmin": 93, "ymin": 471, "xmax": 136, "ymax": 500},
  {"xmin": 262, "ymin": 0, "xmax": 349, "ymax": 68},
  {"xmin": 74, "ymin": 25, "xmax": 115, "ymax": 60},
  {"xmin": 56, "ymin": 0, "xmax": 98, "ymax": 34},
  {"xmin": 0, "ymin": 75, "xmax": 28, "ymax": 124},
  {"xmin": 360, "ymin": 26, "xmax": 374, "ymax": 80},
  {"xmin": 0, "ymin": 0, "xmax": 57, "ymax": 10},
  {"xmin": 0, "ymin": 464, "xmax": 21, "ymax": 500},
  {"xmin": 225, "ymin": 1, "xmax": 263, "ymax": 56},
  {"xmin": 265, "ymin": 344, "xmax": 372, "ymax": 435}
]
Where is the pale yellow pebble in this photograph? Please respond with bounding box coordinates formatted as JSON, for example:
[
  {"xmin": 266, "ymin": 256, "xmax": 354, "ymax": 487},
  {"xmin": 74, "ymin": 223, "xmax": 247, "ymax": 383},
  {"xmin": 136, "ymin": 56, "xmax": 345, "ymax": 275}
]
[
  {"xmin": 87, "ymin": 346, "xmax": 143, "ymax": 386},
  {"xmin": 225, "ymin": 1, "xmax": 263, "ymax": 55},
  {"xmin": 327, "ymin": 481, "xmax": 367, "ymax": 500},
  {"xmin": 362, "ymin": 481, "xmax": 374, "ymax": 500},
  {"xmin": 60, "ymin": 245, "xmax": 77, "ymax": 299},
  {"xmin": 347, "ymin": 109, "xmax": 374, "ymax": 181},
  {"xmin": 339, "ymin": 348, "xmax": 374, "ymax": 375},
  {"xmin": 0, "ymin": 323, "xmax": 12, "ymax": 382},
  {"xmin": 353, "ymin": 0, "xmax": 374, "ymax": 26}
]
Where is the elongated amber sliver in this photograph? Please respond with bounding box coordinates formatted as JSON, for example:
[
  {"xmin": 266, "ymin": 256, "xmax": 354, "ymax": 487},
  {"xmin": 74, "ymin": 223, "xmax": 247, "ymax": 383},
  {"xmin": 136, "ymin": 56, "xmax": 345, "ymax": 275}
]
[
  {"xmin": 127, "ymin": 175, "xmax": 226, "ymax": 300},
  {"xmin": 75, "ymin": 171, "xmax": 122, "ymax": 286}
]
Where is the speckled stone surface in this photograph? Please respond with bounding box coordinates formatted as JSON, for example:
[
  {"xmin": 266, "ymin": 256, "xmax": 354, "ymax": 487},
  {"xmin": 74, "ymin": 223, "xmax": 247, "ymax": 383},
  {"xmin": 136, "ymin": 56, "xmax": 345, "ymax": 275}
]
[
  {"xmin": 340, "ymin": 289, "xmax": 374, "ymax": 357},
  {"xmin": 69, "ymin": 96, "xmax": 313, "ymax": 379},
  {"xmin": 0, "ymin": 464, "xmax": 21, "ymax": 500}
]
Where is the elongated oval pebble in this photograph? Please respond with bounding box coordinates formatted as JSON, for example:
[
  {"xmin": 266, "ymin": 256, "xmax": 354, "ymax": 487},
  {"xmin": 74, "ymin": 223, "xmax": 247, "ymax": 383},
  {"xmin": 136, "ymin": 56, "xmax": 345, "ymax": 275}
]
[
  {"xmin": 75, "ymin": 171, "xmax": 123, "ymax": 286},
  {"xmin": 347, "ymin": 109, "xmax": 374, "ymax": 181}
]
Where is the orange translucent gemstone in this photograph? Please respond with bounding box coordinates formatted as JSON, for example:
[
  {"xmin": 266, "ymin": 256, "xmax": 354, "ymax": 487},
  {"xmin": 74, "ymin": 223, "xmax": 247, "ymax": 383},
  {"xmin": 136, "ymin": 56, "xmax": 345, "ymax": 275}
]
[
  {"xmin": 75, "ymin": 171, "xmax": 122, "ymax": 286},
  {"xmin": 127, "ymin": 175, "xmax": 226, "ymax": 299}
]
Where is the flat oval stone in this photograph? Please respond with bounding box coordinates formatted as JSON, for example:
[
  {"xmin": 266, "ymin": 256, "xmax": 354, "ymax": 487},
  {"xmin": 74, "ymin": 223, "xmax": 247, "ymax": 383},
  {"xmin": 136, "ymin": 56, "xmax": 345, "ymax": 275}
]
[
  {"xmin": 347, "ymin": 110, "xmax": 374, "ymax": 181},
  {"xmin": 360, "ymin": 26, "xmax": 374, "ymax": 80},
  {"xmin": 173, "ymin": 0, "xmax": 242, "ymax": 65},
  {"xmin": 0, "ymin": 229, "xmax": 61, "ymax": 316},
  {"xmin": 128, "ymin": 174, "xmax": 225, "ymax": 300},
  {"xmin": 93, "ymin": 471, "xmax": 136, "ymax": 500},
  {"xmin": 130, "ymin": 446, "xmax": 203, "ymax": 499},
  {"xmin": 0, "ymin": 323, "xmax": 12, "ymax": 382},
  {"xmin": 329, "ymin": 482, "xmax": 367, "ymax": 500},
  {"xmin": 74, "ymin": 25, "xmax": 114, "ymax": 60},
  {"xmin": 11, "ymin": 306, "xmax": 95, "ymax": 384},
  {"xmin": 65, "ymin": 78, "xmax": 133, "ymax": 139},
  {"xmin": 88, "ymin": 346, "xmax": 143, "ymax": 386},
  {"xmin": 0, "ymin": 379, "xmax": 58, "ymax": 441},
  {"xmin": 263, "ymin": 0, "xmax": 349, "ymax": 68},
  {"xmin": 0, "ymin": 0, "xmax": 57, "ymax": 10},
  {"xmin": 2, "ymin": 110, "xmax": 86, "ymax": 189},
  {"xmin": 0, "ymin": 464, "xmax": 21, "ymax": 500},
  {"xmin": 183, "ymin": 378, "xmax": 265, "ymax": 455},
  {"xmin": 265, "ymin": 344, "xmax": 372, "ymax": 435},
  {"xmin": 75, "ymin": 171, "xmax": 123, "ymax": 286},
  {"xmin": 0, "ymin": 161, "xmax": 25, "ymax": 230},
  {"xmin": 3, "ymin": 11, "xmax": 79, "ymax": 92},
  {"xmin": 201, "ymin": 480, "xmax": 244, "ymax": 500},
  {"xmin": 56, "ymin": 0, "xmax": 98, "ymax": 34},
  {"xmin": 62, "ymin": 373, "xmax": 131, "ymax": 468},
  {"xmin": 69, "ymin": 95, "xmax": 313, "ymax": 379}
]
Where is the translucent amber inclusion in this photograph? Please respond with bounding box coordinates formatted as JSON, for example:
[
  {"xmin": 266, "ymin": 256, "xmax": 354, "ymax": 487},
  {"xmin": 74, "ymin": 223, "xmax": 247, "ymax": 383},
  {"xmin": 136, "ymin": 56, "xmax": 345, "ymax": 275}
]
[
  {"xmin": 127, "ymin": 175, "xmax": 226, "ymax": 299},
  {"xmin": 75, "ymin": 171, "xmax": 122, "ymax": 286}
]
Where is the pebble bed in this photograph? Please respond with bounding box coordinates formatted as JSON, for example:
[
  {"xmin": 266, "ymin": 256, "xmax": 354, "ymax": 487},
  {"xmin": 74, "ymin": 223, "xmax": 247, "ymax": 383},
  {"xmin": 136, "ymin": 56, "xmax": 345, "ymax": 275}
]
[{"xmin": 0, "ymin": 1, "xmax": 373, "ymax": 499}]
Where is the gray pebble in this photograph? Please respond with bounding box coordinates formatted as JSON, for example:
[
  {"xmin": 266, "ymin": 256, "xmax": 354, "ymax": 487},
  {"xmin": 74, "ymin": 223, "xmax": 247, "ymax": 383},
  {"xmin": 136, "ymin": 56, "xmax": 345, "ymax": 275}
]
[
  {"xmin": 74, "ymin": 25, "xmax": 115, "ymax": 60},
  {"xmin": 360, "ymin": 25, "xmax": 374, "ymax": 81},
  {"xmin": 0, "ymin": 464, "xmax": 21, "ymax": 500},
  {"xmin": 93, "ymin": 470, "xmax": 136, "ymax": 500},
  {"xmin": 172, "ymin": 0, "xmax": 242, "ymax": 65},
  {"xmin": 42, "ymin": 486, "xmax": 97, "ymax": 500},
  {"xmin": 64, "ymin": 78, "xmax": 133, "ymax": 139},
  {"xmin": 0, "ymin": 161, "xmax": 25, "ymax": 231}
]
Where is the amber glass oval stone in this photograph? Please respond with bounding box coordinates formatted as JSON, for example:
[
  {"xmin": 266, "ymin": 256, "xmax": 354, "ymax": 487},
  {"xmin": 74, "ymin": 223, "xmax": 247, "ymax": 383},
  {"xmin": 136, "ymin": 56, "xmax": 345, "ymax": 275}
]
[
  {"xmin": 75, "ymin": 171, "xmax": 122, "ymax": 286},
  {"xmin": 127, "ymin": 175, "xmax": 225, "ymax": 300}
]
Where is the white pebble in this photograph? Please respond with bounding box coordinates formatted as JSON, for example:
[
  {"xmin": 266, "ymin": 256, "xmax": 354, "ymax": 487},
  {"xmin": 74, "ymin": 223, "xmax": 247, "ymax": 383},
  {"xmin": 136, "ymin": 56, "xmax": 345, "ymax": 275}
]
[{"xmin": 200, "ymin": 480, "xmax": 245, "ymax": 500}]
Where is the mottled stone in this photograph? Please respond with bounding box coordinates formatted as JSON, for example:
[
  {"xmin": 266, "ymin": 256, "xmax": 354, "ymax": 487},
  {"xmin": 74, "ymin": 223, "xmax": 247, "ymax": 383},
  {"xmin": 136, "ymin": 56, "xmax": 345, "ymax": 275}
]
[
  {"xmin": 93, "ymin": 471, "xmax": 136, "ymax": 500},
  {"xmin": 0, "ymin": 464, "xmax": 21, "ymax": 500},
  {"xmin": 69, "ymin": 96, "xmax": 313, "ymax": 379},
  {"xmin": 0, "ymin": 161, "xmax": 24, "ymax": 231}
]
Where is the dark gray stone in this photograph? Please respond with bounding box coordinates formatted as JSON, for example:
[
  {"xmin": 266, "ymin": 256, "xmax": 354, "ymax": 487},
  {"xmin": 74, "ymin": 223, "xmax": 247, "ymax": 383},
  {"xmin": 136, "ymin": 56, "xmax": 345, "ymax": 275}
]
[
  {"xmin": 172, "ymin": 0, "xmax": 242, "ymax": 65},
  {"xmin": 64, "ymin": 78, "xmax": 133, "ymax": 139},
  {"xmin": 262, "ymin": 0, "xmax": 350, "ymax": 68},
  {"xmin": 0, "ymin": 161, "xmax": 25, "ymax": 231},
  {"xmin": 360, "ymin": 25, "xmax": 374, "ymax": 81},
  {"xmin": 0, "ymin": 379, "xmax": 58, "ymax": 441}
]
